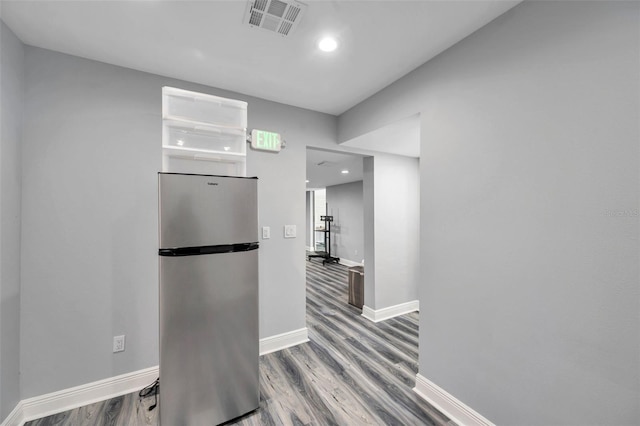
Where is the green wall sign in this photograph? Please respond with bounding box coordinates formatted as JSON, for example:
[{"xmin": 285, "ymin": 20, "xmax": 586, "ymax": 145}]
[{"xmin": 251, "ymin": 129, "xmax": 282, "ymax": 152}]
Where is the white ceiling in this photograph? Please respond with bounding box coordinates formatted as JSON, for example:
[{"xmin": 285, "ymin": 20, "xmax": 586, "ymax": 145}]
[
  {"xmin": 306, "ymin": 148, "xmax": 364, "ymax": 189},
  {"xmin": 1, "ymin": 0, "xmax": 520, "ymax": 116}
]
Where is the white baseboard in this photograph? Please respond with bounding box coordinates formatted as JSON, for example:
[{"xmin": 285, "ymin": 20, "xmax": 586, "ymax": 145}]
[
  {"xmin": 1, "ymin": 401, "xmax": 23, "ymax": 426},
  {"xmin": 413, "ymin": 374, "xmax": 494, "ymax": 426},
  {"xmin": 361, "ymin": 305, "xmax": 377, "ymax": 322},
  {"xmin": 1, "ymin": 366, "xmax": 159, "ymax": 426},
  {"xmin": 338, "ymin": 258, "xmax": 363, "ymax": 268},
  {"xmin": 1, "ymin": 330, "xmax": 310, "ymax": 426},
  {"xmin": 361, "ymin": 300, "xmax": 419, "ymax": 322},
  {"xmin": 260, "ymin": 327, "xmax": 309, "ymax": 355}
]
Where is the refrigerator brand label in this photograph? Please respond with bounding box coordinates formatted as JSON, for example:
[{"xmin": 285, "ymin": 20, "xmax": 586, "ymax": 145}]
[{"xmin": 207, "ymin": 182, "xmax": 219, "ymax": 186}]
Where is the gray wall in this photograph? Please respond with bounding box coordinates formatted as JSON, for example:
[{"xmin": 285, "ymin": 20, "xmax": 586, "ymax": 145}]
[
  {"xmin": 340, "ymin": 1, "xmax": 640, "ymax": 424},
  {"xmin": 326, "ymin": 181, "xmax": 363, "ymax": 264},
  {"xmin": 362, "ymin": 157, "xmax": 375, "ymax": 308},
  {"xmin": 0, "ymin": 20, "xmax": 23, "ymax": 421},
  {"xmin": 371, "ymin": 154, "xmax": 419, "ymax": 309},
  {"xmin": 20, "ymin": 46, "xmax": 333, "ymax": 399},
  {"xmin": 305, "ymin": 191, "xmax": 312, "ymax": 249},
  {"xmin": 361, "ymin": 155, "xmax": 420, "ymax": 311}
]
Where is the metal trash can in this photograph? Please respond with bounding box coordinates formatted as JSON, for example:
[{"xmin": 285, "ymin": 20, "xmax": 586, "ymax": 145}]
[{"xmin": 348, "ymin": 266, "xmax": 364, "ymax": 309}]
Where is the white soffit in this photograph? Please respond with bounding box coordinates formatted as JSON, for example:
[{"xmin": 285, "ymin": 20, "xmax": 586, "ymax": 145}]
[{"xmin": 342, "ymin": 114, "xmax": 421, "ymax": 158}]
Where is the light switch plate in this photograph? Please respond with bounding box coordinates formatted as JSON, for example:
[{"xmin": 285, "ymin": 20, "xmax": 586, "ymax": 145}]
[
  {"xmin": 262, "ymin": 226, "xmax": 271, "ymax": 239},
  {"xmin": 284, "ymin": 225, "xmax": 296, "ymax": 238}
]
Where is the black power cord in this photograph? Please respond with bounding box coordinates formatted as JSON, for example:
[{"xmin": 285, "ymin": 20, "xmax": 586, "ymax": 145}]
[{"xmin": 139, "ymin": 378, "xmax": 160, "ymax": 411}]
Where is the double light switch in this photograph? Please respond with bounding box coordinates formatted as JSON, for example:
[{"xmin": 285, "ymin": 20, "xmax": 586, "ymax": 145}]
[{"xmin": 261, "ymin": 225, "xmax": 296, "ymax": 239}]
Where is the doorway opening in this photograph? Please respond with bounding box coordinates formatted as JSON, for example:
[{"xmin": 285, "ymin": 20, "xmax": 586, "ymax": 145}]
[{"xmin": 305, "ymin": 148, "xmax": 365, "ymax": 268}]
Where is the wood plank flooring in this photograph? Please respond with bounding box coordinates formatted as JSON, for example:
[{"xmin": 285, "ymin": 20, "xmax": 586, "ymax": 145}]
[{"xmin": 26, "ymin": 260, "xmax": 450, "ymax": 426}]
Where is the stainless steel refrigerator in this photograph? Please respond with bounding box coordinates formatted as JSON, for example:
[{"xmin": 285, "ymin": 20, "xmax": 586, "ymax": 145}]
[{"xmin": 158, "ymin": 172, "xmax": 259, "ymax": 425}]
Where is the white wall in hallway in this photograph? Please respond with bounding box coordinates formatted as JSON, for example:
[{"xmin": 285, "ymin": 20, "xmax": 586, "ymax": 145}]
[
  {"xmin": 371, "ymin": 155, "xmax": 420, "ymax": 310},
  {"xmin": 326, "ymin": 180, "xmax": 364, "ymax": 264},
  {"xmin": 357, "ymin": 153, "xmax": 420, "ymax": 314},
  {"xmin": 362, "ymin": 157, "xmax": 375, "ymax": 309},
  {"xmin": 305, "ymin": 191, "xmax": 312, "ymax": 249}
]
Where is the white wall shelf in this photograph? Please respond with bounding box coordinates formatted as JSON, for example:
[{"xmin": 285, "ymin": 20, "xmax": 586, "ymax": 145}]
[
  {"xmin": 164, "ymin": 123, "xmax": 246, "ymax": 156},
  {"xmin": 162, "ymin": 86, "xmax": 248, "ymax": 176},
  {"xmin": 162, "ymin": 86, "xmax": 247, "ymax": 128}
]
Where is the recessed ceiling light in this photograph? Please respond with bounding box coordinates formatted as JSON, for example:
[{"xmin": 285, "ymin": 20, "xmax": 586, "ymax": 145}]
[
  {"xmin": 223, "ymin": 146, "xmax": 231, "ymax": 151},
  {"xmin": 341, "ymin": 169, "xmax": 349, "ymax": 174},
  {"xmin": 177, "ymin": 139, "xmax": 184, "ymax": 146},
  {"xmin": 305, "ymin": 180, "xmax": 310, "ymax": 183},
  {"xmin": 318, "ymin": 37, "xmax": 338, "ymax": 52}
]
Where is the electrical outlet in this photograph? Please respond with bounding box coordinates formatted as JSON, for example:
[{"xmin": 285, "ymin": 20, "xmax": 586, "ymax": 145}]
[
  {"xmin": 284, "ymin": 225, "xmax": 296, "ymax": 238},
  {"xmin": 262, "ymin": 226, "xmax": 270, "ymax": 239},
  {"xmin": 113, "ymin": 335, "xmax": 125, "ymax": 353}
]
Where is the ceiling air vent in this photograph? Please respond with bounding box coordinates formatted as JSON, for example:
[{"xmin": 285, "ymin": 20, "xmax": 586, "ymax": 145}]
[{"xmin": 244, "ymin": 0, "xmax": 307, "ymax": 37}]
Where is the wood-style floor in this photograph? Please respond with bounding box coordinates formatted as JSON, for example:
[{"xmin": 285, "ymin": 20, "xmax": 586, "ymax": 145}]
[{"xmin": 26, "ymin": 260, "xmax": 450, "ymax": 426}]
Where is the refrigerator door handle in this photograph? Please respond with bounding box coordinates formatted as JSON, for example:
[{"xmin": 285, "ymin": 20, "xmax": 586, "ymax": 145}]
[{"xmin": 159, "ymin": 242, "xmax": 259, "ymax": 257}]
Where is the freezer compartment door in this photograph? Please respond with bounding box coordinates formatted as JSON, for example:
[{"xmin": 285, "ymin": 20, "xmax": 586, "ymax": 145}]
[
  {"xmin": 159, "ymin": 173, "xmax": 257, "ymax": 249},
  {"xmin": 159, "ymin": 249, "xmax": 259, "ymax": 425}
]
